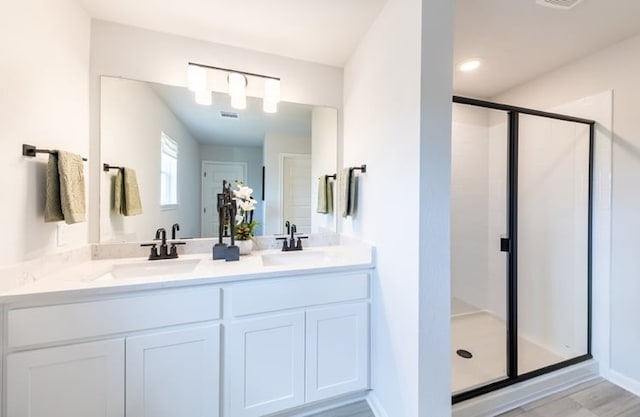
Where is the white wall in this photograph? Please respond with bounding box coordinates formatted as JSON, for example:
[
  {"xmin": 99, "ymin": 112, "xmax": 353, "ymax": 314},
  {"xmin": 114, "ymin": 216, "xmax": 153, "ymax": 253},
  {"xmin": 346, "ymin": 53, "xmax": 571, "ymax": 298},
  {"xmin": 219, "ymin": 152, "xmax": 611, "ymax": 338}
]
[
  {"xmin": 100, "ymin": 77, "xmax": 200, "ymax": 242},
  {"xmin": 451, "ymin": 105, "xmax": 490, "ymax": 312},
  {"xmin": 89, "ymin": 20, "xmax": 343, "ymax": 242},
  {"xmin": 493, "ymin": 34, "xmax": 639, "ymax": 391},
  {"xmin": 343, "ymin": 0, "xmax": 453, "ymax": 415},
  {"xmin": 0, "ymin": 0, "xmax": 90, "ymax": 265},
  {"xmin": 199, "ymin": 144, "xmax": 263, "ymax": 235},
  {"xmin": 311, "ymin": 107, "xmax": 338, "ymax": 234},
  {"xmin": 262, "ymin": 133, "xmax": 311, "ymax": 235}
]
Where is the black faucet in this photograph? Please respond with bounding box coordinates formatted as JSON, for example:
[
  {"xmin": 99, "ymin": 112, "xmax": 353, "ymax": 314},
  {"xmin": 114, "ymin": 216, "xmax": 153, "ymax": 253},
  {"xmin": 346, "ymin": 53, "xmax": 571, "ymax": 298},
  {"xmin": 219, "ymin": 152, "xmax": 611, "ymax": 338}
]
[
  {"xmin": 285, "ymin": 220, "xmax": 291, "ymax": 236},
  {"xmin": 172, "ymin": 223, "xmax": 180, "ymax": 240},
  {"xmin": 140, "ymin": 227, "xmax": 185, "ymax": 260},
  {"xmin": 276, "ymin": 223, "xmax": 308, "ymax": 251}
]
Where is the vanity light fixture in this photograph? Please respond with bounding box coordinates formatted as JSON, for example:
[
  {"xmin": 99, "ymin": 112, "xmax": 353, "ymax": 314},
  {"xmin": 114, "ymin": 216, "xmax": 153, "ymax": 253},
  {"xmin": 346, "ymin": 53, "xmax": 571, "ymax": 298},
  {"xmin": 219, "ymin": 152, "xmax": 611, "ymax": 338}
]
[
  {"xmin": 187, "ymin": 62, "xmax": 281, "ymax": 113},
  {"xmin": 458, "ymin": 58, "xmax": 482, "ymax": 72}
]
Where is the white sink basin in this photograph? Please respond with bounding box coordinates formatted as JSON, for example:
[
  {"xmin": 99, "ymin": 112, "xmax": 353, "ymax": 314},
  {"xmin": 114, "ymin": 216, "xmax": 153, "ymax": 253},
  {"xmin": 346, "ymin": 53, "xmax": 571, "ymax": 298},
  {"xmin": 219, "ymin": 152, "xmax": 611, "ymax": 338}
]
[
  {"xmin": 261, "ymin": 250, "xmax": 330, "ymax": 267},
  {"xmin": 96, "ymin": 258, "xmax": 201, "ymax": 280}
]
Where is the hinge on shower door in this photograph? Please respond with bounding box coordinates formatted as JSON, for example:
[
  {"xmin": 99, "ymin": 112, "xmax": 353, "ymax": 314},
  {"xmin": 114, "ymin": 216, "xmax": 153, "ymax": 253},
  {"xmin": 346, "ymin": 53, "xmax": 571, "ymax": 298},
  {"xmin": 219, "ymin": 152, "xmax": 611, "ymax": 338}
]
[{"xmin": 500, "ymin": 237, "xmax": 511, "ymax": 252}]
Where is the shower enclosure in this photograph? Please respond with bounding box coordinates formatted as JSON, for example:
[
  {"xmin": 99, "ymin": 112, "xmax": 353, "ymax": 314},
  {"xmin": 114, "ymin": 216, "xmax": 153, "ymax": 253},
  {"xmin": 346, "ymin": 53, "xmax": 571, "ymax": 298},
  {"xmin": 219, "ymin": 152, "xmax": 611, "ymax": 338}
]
[{"xmin": 450, "ymin": 96, "xmax": 593, "ymax": 402}]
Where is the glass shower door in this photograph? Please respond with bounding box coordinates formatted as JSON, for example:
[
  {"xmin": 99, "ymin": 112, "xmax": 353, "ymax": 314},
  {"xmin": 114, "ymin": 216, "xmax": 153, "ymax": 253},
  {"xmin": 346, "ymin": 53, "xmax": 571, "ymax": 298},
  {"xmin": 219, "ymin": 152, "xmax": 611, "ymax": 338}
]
[
  {"xmin": 451, "ymin": 104, "xmax": 509, "ymax": 394},
  {"xmin": 517, "ymin": 114, "xmax": 590, "ymax": 374}
]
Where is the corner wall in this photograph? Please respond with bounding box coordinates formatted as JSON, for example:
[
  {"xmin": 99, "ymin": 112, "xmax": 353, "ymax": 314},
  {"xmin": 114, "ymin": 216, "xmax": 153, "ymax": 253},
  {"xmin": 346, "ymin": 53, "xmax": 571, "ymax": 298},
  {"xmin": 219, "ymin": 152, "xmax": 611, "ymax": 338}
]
[
  {"xmin": 343, "ymin": 0, "xmax": 453, "ymax": 415},
  {"xmin": 0, "ymin": 0, "xmax": 90, "ymax": 265}
]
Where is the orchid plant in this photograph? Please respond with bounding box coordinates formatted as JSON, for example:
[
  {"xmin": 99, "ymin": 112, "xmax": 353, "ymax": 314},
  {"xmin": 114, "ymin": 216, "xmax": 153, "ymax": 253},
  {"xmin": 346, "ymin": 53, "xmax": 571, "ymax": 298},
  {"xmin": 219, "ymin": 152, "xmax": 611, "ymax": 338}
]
[{"xmin": 232, "ymin": 181, "xmax": 258, "ymax": 240}]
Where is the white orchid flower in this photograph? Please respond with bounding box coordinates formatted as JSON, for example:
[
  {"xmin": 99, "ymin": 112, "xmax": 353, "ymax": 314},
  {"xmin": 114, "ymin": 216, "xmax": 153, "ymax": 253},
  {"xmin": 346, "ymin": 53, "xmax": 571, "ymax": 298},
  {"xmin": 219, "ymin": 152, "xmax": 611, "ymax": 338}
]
[
  {"xmin": 235, "ymin": 214, "xmax": 244, "ymax": 225},
  {"xmin": 233, "ymin": 185, "xmax": 253, "ymax": 201}
]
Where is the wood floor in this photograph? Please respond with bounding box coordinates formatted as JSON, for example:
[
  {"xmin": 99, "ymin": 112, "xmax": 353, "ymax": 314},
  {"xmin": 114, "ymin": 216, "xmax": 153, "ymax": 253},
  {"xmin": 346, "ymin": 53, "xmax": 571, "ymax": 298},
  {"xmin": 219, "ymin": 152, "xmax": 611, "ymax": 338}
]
[
  {"xmin": 308, "ymin": 378, "xmax": 640, "ymax": 417},
  {"xmin": 497, "ymin": 378, "xmax": 640, "ymax": 417}
]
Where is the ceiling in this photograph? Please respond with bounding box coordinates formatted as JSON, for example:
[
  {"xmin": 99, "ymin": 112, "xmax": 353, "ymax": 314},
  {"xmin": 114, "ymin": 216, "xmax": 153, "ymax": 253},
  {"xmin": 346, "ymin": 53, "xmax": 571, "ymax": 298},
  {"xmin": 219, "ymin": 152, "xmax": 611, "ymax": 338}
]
[
  {"xmin": 81, "ymin": 0, "xmax": 640, "ymax": 100},
  {"xmin": 454, "ymin": 0, "xmax": 640, "ymax": 98},
  {"xmin": 150, "ymin": 82, "xmax": 312, "ymax": 147},
  {"xmin": 79, "ymin": 0, "xmax": 387, "ymax": 67}
]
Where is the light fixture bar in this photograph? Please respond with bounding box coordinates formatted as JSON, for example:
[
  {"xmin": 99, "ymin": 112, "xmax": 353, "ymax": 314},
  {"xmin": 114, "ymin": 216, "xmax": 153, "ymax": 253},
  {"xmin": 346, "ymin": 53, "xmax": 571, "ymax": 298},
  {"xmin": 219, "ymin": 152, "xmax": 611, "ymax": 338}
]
[{"xmin": 188, "ymin": 62, "xmax": 280, "ymax": 82}]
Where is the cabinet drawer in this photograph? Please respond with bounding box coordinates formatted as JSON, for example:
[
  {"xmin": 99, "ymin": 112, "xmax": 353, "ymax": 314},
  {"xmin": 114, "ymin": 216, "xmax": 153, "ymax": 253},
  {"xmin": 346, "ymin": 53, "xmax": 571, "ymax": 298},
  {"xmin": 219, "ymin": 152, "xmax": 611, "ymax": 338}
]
[
  {"xmin": 230, "ymin": 272, "xmax": 369, "ymax": 317},
  {"xmin": 7, "ymin": 287, "xmax": 221, "ymax": 349}
]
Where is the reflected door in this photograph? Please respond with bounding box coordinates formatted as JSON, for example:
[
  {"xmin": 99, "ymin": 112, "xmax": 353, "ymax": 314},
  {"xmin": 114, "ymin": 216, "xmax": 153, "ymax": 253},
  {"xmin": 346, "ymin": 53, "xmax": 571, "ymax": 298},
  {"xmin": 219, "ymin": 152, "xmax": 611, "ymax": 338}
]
[
  {"xmin": 201, "ymin": 161, "xmax": 247, "ymax": 238},
  {"xmin": 282, "ymin": 154, "xmax": 311, "ymax": 234}
]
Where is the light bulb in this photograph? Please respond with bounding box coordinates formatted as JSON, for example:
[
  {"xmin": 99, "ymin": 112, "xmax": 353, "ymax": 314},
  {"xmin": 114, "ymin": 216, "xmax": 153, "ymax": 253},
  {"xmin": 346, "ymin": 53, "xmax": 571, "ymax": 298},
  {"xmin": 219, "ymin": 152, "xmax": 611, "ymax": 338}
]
[
  {"xmin": 231, "ymin": 94, "xmax": 246, "ymax": 109},
  {"xmin": 264, "ymin": 78, "xmax": 280, "ymax": 104},
  {"xmin": 187, "ymin": 64, "xmax": 207, "ymax": 92},
  {"xmin": 263, "ymin": 99, "xmax": 277, "ymax": 113},
  {"xmin": 458, "ymin": 58, "xmax": 482, "ymax": 72},
  {"xmin": 195, "ymin": 90, "xmax": 212, "ymax": 106}
]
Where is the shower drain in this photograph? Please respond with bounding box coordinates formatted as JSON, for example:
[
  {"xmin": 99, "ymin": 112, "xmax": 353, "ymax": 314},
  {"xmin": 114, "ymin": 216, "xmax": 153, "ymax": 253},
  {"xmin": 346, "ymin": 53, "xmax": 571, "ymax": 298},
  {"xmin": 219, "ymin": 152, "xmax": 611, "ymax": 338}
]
[{"xmin": 456, "ymin": 349, "xmax": 473, "ymax": 359}]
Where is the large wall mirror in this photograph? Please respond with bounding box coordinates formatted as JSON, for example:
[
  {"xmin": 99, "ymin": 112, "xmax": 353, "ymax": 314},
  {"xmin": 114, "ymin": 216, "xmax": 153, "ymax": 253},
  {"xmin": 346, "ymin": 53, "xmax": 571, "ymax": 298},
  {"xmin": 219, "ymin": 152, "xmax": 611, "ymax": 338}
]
[{"xmin": 100, "ymin": 76, "xmax": 337, "ymax": 242}]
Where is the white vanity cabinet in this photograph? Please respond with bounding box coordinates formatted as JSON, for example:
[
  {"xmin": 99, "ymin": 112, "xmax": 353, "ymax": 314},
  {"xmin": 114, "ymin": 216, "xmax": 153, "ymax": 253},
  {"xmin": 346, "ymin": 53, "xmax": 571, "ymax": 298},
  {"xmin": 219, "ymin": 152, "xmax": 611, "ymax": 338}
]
[
  {"xmin": 6, "ymin": 339, "xmax": 125, "ymax": 417},
  {"xmin": 227, "ymin": 271, "xmax": 370, "ymax": 417},
  {"xmin": 228, "ymin": 312, "xmax": 306, "ymax": 417},
  {"xmin": 3, "ymin": 286, "xmax": 222, "ymax": 417},
  {"xmin": 126, "ymin": 324, "xmax": 221, "ymax": 417}
]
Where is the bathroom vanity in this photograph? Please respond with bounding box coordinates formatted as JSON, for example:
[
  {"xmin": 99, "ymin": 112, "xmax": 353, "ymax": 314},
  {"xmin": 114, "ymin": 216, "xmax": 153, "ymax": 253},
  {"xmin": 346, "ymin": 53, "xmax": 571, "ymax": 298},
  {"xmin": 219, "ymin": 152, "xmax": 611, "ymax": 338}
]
[{"xmin": 0, "ymin": 243, "xmax": 373, "ymax": 417}]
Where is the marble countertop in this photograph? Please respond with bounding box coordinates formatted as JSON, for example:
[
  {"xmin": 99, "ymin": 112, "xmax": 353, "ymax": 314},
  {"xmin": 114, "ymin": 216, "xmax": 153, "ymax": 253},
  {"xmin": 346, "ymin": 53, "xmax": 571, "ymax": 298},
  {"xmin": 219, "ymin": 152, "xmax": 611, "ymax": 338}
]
[{"xmin": 0, "ymin": 244, "xmax": 374, "ymax": 303}]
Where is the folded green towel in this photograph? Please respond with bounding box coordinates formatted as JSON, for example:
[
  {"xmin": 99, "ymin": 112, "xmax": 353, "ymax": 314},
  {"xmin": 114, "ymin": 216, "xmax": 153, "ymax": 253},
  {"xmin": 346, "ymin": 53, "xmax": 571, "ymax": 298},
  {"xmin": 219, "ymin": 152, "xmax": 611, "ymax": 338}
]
[
  {"xmin": 44, "ymin": 151, "xmax": 86, "ymax": 224},
  {"xmin": 114, "ymin": 167, "xmax": 142, "ymax": 216}
]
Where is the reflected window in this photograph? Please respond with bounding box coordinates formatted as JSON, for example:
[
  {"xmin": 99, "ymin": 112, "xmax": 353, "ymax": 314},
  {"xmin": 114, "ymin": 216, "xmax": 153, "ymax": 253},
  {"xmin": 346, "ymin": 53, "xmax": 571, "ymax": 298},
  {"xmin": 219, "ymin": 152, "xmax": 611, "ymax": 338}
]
[{"xmin": 160, "ymin": 132, "xmax": 178, "ymax": 207}]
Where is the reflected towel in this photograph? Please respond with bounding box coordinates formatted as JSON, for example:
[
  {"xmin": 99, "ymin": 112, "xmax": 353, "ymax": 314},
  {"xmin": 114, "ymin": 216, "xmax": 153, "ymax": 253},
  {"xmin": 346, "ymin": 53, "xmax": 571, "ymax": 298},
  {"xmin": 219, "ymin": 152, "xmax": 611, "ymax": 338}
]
[
  {"xmin": 340, "ymin": 168, "xmax": 356, "ymax": 217},
  {"xmin": 316, "ymin": 175, "xmax": 334, "ymax": 214},
  {"xmin": 44, "ymin": 151, "xmax": 86, "ymax": 224},
  {"xmin": 114, "ymin": 167, "xmax": 143, "ymax": 216}
]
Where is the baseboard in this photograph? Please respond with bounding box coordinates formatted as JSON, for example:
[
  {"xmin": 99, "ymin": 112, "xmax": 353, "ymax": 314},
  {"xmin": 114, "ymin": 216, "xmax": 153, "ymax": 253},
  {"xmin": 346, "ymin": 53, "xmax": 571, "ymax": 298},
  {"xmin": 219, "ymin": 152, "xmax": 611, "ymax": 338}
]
[
  {"xmin": 603, "ymin": 369, "xmax": 640, "ymax": 397},
  {"xmin": 452, "ymin": 360, "xmax": 599, "ymax": 417},
  {"xmin": 366, "ymin": 392, "xmax": 390, "ymax": 417},
  {"xmin": 271, "ymin": 392, "xmax": 368, "ymax": 417}
]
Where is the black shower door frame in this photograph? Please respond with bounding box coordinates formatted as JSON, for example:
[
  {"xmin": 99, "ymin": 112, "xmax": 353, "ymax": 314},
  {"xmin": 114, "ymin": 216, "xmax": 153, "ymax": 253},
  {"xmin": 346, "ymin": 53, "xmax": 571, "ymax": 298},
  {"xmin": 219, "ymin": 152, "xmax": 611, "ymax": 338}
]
[{"xmin": 451, "ymin": 96, "xmax": 595, "ymax": 404}]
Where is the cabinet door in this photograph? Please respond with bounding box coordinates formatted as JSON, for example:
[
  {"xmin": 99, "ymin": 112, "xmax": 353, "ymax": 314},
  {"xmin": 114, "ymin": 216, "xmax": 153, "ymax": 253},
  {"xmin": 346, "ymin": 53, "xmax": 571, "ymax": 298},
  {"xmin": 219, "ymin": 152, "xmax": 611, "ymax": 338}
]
[
  {"xmin": 6, "ymin": 339, "xmax": 125, "ymax": 417},
  {"xmin": 126, "ymin": 324, "xmax": 221, "ymax": 417},
  {"xmin": 228, "ymin": 312, "xmax": 305, "ymax": 417},
  {"xmin": 306, "ymin": 303, "xmax": 369, "ymax": 402}
]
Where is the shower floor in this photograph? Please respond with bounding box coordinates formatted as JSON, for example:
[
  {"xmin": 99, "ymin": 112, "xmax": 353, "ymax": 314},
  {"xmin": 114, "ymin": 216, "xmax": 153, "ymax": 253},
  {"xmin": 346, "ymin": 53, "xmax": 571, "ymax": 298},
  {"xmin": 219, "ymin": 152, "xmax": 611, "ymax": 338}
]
[{"xmin": 452, "ymin": 307, "xmax": 565, "ymax": 394}]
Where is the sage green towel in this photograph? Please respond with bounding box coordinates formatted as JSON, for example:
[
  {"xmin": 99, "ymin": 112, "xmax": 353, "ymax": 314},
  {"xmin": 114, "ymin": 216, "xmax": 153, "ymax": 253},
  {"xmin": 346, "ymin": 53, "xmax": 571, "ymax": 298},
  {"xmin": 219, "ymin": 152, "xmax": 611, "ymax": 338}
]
[
  {"xmin": 114, "ymin": 167, "xmax": 142, "ymax": 216},
  {"xmin": 58, "ymin": 151, "xmax": 86, "ymax": 224},
  {"xmin": 44, "ymin": 154, "xmax": 64, "ymax": 222},
  {"xmin": 44, "ymin": 151, "xmax": 86, "ymax": 224},
  {"xmin": 316, "ymin": 175, "xmax": 334, "ymax": 214}
]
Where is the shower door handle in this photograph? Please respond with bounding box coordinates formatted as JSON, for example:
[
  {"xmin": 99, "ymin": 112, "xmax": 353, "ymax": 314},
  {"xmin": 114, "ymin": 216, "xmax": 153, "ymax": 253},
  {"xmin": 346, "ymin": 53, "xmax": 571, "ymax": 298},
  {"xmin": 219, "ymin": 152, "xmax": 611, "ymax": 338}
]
[{"xmin": 500, "ymin": 237, "xmax": 511, "ymax": 252}]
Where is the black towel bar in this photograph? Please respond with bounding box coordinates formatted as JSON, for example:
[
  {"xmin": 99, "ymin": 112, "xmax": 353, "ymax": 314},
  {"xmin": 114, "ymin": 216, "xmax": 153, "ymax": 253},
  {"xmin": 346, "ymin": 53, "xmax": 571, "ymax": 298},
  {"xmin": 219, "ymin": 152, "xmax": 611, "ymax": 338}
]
[
  {"xmin": 352, "ymin": 164, "xmax": 367, "ymax": 173},
  {"xmin": 22, "ymin": 144, "xmax": 87, "ymax": 162},
  {"xmin": 103, "ymin": 163, "xmax": 124, "ymax": 172}
]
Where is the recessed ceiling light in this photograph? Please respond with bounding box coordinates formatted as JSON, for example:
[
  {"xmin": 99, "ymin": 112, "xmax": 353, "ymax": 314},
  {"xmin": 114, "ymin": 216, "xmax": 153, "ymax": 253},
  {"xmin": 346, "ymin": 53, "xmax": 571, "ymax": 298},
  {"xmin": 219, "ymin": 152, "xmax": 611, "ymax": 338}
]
[{"xmin": 458, "ymin": 59, "xmax": 482, "ymax": 72}]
